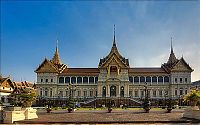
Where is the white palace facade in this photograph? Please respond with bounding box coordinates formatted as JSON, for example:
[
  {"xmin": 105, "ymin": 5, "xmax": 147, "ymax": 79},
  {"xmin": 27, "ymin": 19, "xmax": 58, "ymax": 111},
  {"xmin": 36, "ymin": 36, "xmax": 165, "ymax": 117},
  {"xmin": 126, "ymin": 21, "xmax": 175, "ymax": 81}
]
[{"xmin": 35, "ymin": 33, "xmax": 193, "ymax": 106}]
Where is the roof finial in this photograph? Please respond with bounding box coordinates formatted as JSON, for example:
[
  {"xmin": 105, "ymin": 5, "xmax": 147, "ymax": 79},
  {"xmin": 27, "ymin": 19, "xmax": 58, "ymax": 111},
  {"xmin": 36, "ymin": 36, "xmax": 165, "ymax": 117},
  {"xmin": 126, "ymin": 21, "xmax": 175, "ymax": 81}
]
[
  {"xmin": 171, "ymin": 37, "xmax": 173, "ymax": 53},
  {"xmin": 52, "ymin": 39, "xmax": 61, "ymax": 65},
  {"xmin": 113, "ymin": 24, "xmax": 116, "ymax": 46}
]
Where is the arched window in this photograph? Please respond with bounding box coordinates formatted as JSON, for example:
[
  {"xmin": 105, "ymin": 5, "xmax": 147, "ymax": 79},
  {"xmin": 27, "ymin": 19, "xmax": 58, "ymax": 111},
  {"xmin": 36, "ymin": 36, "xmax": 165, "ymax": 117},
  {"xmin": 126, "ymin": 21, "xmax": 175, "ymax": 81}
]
[
  {"xmin": 110, "ymin": 85, "xmax": 116, "ymax": 97},
  {"xmin": 110, "ymin": 66, "xmax": 117, "ymax": 73},
  {"xmin": 102, "ymin": 86, "xmax": 106, "ymax": 97},
  {"xmin": 120, "ymin": 86, "xmax": 124, "ymax": 97},
  {"xmin": 65, "ymin": 77, "xmax": 70, "ymax": 83},
  {"xmin": 129, "ymin": 76, "xmax": 133, "ymax": 82},
  {"xmin": 146, "ymin": 76, "xmax": 151, "ymax": 82},
  {"xmin": 152, "ymin": 76, "xmax": 157, "ymax": 83},
  {"xmin": 140, "ymin": 76, "xmax": 145, "ymax": 83},
  {"xmin": 59, "ymin": 77, "xmax": 64, "ymax": 83},
  {"xmin": 71, "ymin": 77, "xmax": 76, "ymax": 84},
  {"xmin": 158, "ymin": 76, "xmax": 163, "ymax": 83},
  {"xmin": 134, "ymin": 76, "xmax": 139, "ymax": 83},
  {"xmin": 77, "ymin": 77, "xmax": 82, "ymax": 83},
  {"xmin": 164, "ymin": 76, "xmax": 169, "ymax": 83},
  {"xmin": 89, "ymin": 77, "xmax": 94, "ymax": 83},
  {"xmin": 83, "ymin": 77, "xmax": 88, "ymax": 83}
]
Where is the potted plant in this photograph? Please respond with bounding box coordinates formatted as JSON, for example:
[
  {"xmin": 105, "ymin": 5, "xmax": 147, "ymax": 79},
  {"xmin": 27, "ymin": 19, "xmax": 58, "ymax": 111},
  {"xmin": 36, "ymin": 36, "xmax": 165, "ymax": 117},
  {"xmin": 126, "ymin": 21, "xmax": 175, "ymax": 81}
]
[
  {"xmin": 67, "ymin": 96, "xmax": 74, "ymax": 113},
  {"xmin": 166, "ymin": 99, "xmax": 173, "ymax": 113},
  {"xmin": 7, "ymin": 87, "xmax": 36, "ymax": 110},
  {"xmin": 143, "ymin": 98, "xmax": 151, "ymax": 113},
  {"xmin": 183, "ymin": 90, "xmax": 200, "ymax": 108},
  {"xmin": 46, "ymin": 107, "xmax": 52, "ymax": 113}
]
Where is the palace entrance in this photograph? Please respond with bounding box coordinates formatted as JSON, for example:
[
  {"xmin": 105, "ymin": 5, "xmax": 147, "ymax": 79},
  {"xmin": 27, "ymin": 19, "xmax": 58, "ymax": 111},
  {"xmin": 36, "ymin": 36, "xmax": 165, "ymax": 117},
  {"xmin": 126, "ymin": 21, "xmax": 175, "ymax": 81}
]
[{"xmin": 110, "ymin": 85, "xmax": 116, "ymax": 97}]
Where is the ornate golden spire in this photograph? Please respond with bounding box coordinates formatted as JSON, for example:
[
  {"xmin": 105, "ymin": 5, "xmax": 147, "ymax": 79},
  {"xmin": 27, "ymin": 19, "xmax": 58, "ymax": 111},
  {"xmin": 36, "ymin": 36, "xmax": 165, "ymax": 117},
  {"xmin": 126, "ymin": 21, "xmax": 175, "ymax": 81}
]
[
  {"xmin": 52, "ymin": 39, "xmax": 61, "ymax": 65},
  {"xmin": 113, "ymin": 24, "xmax": 116, "ymax": 47},
  {"xmin": 167, "ymin": 37, "xmax": 177, "ymax": 64}
]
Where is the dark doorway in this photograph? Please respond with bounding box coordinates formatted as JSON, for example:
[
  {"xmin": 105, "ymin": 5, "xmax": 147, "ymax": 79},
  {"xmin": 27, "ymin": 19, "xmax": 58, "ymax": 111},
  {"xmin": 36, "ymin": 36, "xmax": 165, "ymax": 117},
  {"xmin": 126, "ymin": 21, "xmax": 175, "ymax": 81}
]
[{"xmin": 110, "ymin": 85, "xmax": 116, "ymax": 97}]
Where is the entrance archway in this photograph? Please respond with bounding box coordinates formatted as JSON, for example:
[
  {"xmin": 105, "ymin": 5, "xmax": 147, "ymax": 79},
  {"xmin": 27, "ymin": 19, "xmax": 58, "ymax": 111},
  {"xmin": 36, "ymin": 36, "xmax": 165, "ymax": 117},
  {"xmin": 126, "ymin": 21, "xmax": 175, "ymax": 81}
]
[
  {"xmin": 102, "ymin": 86, "xmax": 106, "ymax": 97},
  {"xmin": 120, "ymin": 86, "xmax": 124, "ymax": 97},
  {"xmin": 110, "ymin": 85, "xmax": 116, "ymax": 97}
]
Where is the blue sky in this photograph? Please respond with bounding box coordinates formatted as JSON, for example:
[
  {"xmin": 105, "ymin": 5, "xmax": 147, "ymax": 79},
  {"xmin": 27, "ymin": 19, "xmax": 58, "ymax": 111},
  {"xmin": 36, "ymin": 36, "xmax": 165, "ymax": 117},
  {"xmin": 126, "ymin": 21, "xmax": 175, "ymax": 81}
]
[{"xmin": 1, "ymin": 1, "xmax": 200, "ymax": 82}]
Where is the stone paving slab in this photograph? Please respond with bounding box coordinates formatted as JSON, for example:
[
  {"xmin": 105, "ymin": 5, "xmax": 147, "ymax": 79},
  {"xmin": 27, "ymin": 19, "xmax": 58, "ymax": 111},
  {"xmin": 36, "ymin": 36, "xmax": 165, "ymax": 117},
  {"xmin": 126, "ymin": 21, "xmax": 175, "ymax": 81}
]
[{"xmin": 15, "ymin": 109, "xmax": 200, "ymax": 124}]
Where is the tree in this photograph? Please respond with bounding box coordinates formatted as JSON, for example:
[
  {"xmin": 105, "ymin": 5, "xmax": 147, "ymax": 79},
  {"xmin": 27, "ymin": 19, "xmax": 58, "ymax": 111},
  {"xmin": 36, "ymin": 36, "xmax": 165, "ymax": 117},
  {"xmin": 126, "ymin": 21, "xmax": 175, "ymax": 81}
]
[
  {"xmin": 9, "ymin": 87, "xmax": 37, "ymax": 108},
  {"xmin": 183, "ymin": 90, "xmax": 200, "ymax": 106}
]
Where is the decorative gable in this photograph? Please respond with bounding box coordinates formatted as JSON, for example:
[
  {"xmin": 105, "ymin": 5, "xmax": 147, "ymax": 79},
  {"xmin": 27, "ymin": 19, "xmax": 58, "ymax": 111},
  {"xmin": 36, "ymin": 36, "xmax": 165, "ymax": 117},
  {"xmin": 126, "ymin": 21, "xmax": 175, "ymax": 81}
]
[
  {"xmin": 35, "ymin": 58, "xmax": 58, "ymax": 73},
  {"xmin": 171, "ymin": 58, "xmax": 193, "ymax": 72}
]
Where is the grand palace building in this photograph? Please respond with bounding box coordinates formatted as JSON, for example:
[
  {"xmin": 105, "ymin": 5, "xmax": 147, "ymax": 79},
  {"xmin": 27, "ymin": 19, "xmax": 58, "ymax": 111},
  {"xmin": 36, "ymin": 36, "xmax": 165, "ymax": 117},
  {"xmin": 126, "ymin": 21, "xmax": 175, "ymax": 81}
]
[{"xmin": 35, "ymin": 31, "xmax": 193, "ymax": 106}]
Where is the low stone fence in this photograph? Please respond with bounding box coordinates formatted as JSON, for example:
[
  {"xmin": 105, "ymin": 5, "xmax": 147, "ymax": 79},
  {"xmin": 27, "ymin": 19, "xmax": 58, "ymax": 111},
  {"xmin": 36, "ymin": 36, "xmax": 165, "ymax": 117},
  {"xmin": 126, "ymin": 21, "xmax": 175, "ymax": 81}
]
[
  {"xmin": 183, "ymin": 107, "xmax": 200, "ymax": 120},
  {"xmin": 2, "ymin": 107, "xmax": 38, "ymax": 124}
]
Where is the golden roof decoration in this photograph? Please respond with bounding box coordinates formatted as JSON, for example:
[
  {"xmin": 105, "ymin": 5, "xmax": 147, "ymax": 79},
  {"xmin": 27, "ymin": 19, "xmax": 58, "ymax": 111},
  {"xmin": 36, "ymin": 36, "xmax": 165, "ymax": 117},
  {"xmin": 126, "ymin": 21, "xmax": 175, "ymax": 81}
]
[
  {"xmin": 98, "ymin": 25, "xmax": 129, "ymax": 68},
  {"xmin": 51, "ymin": 39, "xmax": 61, "ymax": 65}
]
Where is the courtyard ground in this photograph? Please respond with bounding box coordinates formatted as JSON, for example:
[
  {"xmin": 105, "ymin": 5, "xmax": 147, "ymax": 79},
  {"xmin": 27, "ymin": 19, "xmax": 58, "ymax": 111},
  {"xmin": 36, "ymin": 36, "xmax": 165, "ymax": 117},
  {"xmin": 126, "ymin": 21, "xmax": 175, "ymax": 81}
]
[{"xmin": 15, "ymin": 108, "xmax": 200, "ymax": 124}]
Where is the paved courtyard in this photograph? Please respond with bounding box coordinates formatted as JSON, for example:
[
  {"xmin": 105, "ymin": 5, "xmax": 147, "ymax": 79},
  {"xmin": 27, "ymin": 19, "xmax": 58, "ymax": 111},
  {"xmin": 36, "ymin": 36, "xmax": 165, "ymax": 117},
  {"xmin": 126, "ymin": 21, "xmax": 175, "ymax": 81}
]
[{"xmin": 16, "ymin": 109, "xmax": 200, "ymax": 124}]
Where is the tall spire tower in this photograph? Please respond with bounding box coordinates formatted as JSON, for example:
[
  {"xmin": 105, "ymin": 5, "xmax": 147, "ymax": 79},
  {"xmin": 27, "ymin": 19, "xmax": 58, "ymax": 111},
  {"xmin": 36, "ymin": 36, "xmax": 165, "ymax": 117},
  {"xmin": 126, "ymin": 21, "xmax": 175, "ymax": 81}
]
[
  {"xmin": 52, "ymin": 39, "xmax": 61, "ymax": 65},
  {"xmin": 167, "ymin": 37, "xmax": 177, "ymax": 65},
  {"xmin": 113, "ymin": 24, "xmax": 116, "ymax": 46}
]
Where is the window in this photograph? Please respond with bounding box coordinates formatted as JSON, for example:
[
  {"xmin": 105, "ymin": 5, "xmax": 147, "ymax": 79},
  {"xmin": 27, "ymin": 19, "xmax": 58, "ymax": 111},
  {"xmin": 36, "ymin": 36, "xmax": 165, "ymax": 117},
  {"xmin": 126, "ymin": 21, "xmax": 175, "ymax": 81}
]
[
  {"xmin": 180, "ymin": 78, "xmax": 183, "ymax": 83},
  {"xmin": 164, "ymin": 76, "xmax": 169, "ymax": 83},
  {"xmin": 159, "ymin": 90, "xmax": 162, "ymax": 97},
  {"xmin": 40, "ymin": 89, "xmax": 42, "ymax": 96},
  {"xmin": 180, "ymin": 89, "xmax": 183, "ymax": 95},
  {"xmin": 50, "ymin": 89, "xmax": 52, "ymax": 97},
  {"xmin": 110, "ymin": 66, "xmax": 117, "ymax": 73},
  {"xmin": 129, "ymin": 76, "xmax": 133, "ymax": 82},
  {"xmin": 45, "ymin": 89, "xmax": 48, "ymax": 96},
  {"xmin": 66, "ymin": 91, "xmax": 69, "ymax": 97},
  {"xmin": 41, "ymin": 79, "xmax": 43, "ymax": 83},
  {"xmin": 78, "ymin": 90, "xmax": 81, "ymax": 96},
  {"xmin": 153, "ymin": 90, "xmax": 156, "ymax": 97},
  {"xmin": 83, "ymin": 77, "xmax": 88, "ymax": 83},
  {"xmin": 51, "ymin": 79, "xmax": 53, "ymax": 82},
  {"xmin": 135, "ymin": 90, "xmax": 138, "ymax": 97},
  {"xmin": 129, "ymin": 91, "xmax": 132, "ymax": 97},
  {"xmin": 152, "ymin": 76, "xmax": 157, "ymax": 83},
  {"xmin": 185, "ymin": 78, "xmax": 188, "ymax": 83},
  {"xmin": 59, "ymin": 91, "xmax": 63, "ymax": 97},
  {"xmin": 71, "ymin": 77, "xmax": 76, "ymax": 84},
  {"xmin": 146, "ymin": 76, "xmax": 151, "ymax": 82},
  {"xmin": 3, "ymin": 87, "xmax": 4, "ymax": 89},
  {"xmin": 140, "ymin": 76, "xmax": 145, "ymax": 82},
  {"xmin": 102, "ymin": 86, "xmax": 106, "ymax": 97},
  {"xmin": 175, "ymin": 89, "xmax": 177, "ymax": 96},
  {"xmin": 65, "ymin": 77, "xmax": 70, "ymax": 83},
  {"xmin": 89, "ymin": 77, "xmax": 94, "ymax": 83},
  {"xmin": 77, "ymin": 77, "xmax": 82, "ymax": 83},
  {"xmin": 59, "ymin": 77, "xmax": 64, "ymax": 83},
  {"xmin": 185, "ymin": 90, "xmax": 187, "ymax": 95},
  {"xmin": 95, "ymin": 77, "xmax": 98, "ymax": 83},
  {"xmin": 90, "ymin": 91, "xmax": 93, "ymax": 97},
  {"xmin": 84, "ymin": 91, "xmax": 87, "ymax": 97},
  {"xmin": 95, "ymin": 91, "xmax": 97, "ymax": 96},
  {"xmin": 140, "ymin": 90, "xmax": 144, "ymax": 97},
  {"xmin": 134, "ymin": 76, "xmax": 139, "ymax": 83},
  {"xmin": 158, "ymin": 76, "xmax": 163, "ymax": 83},
  {"xmin": 175, "ymin": 78, "xmax": 177, "ymax": 83}
]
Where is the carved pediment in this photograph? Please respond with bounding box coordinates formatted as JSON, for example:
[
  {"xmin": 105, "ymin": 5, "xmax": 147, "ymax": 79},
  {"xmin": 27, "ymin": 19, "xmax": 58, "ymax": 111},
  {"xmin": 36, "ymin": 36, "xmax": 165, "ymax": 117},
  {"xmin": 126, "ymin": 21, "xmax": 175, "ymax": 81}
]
[
  {"xmin": 100, "ymin": 54, "xmax": 128, "ymax": 69},
  {"xmin": 171, "ymin": 58, "xmax": 193, "ymax": 72},
  {"xmin": 35, "ymin": 59, "xmax": 58, "ymax": 73}
]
